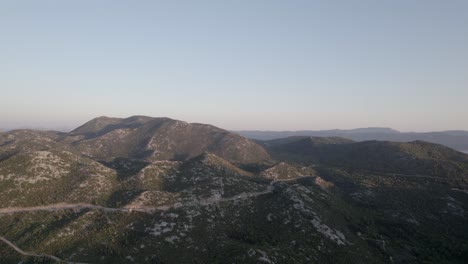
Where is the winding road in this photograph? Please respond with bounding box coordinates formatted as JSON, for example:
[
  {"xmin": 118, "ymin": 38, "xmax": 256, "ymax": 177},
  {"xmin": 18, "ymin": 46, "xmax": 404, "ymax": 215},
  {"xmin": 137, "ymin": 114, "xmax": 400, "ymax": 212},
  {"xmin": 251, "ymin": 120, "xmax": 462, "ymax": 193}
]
[
  {"xmin": 0, "ymin": 236, "xmax": 89, "ymax": 263},
  {"xmin": 0, "ymin": 180, "xmax": 282, "ymax": 215},
  {"xmin": 0, "ymin": 179, "xmax": 295, "ymax": 263}
]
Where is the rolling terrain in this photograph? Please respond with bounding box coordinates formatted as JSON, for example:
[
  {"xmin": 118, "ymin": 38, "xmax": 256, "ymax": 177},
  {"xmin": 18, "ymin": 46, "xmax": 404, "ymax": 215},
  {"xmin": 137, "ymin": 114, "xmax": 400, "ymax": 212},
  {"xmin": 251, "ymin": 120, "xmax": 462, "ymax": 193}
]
[
  {"xmin": 0, "ymin": 117, "xmax": 467, "ymax": 263},
  {"xmin": 237, "ymin": 128, "xmax": 468, "ymax": 151}
]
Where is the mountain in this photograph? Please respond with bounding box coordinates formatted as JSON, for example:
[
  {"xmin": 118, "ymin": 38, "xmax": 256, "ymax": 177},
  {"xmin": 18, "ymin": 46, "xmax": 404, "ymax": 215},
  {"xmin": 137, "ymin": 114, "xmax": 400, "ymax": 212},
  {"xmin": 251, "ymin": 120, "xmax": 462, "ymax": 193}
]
[
  {"xmin": 0, "ymin": 117, "xmax": 467, "ymax": 263},
  {"xmin": 236, "ymin": 128, "xmax": 468, "ymax": 151},
  {"xmin": 66, "ymin": 116, "xmax": 270, "ymax": 164}
]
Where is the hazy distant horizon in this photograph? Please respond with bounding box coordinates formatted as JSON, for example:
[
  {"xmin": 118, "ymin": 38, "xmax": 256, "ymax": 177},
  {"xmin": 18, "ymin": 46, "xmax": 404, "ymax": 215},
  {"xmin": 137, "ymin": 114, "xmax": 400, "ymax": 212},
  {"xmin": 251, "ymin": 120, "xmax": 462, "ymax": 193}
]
[
  {"xmin": 2, "ymin": 1, "xmax": 467, "ymax": 131},
  {"xmin": 1, "ymin": 115, "xmax": 468, "ymax": 134}
]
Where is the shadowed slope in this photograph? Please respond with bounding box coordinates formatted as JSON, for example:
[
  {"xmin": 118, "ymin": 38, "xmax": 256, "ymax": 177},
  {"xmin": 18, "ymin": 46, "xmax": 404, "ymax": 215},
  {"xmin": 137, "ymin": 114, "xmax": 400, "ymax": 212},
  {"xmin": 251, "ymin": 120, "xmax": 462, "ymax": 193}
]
[{"xmin": 264, "ymin": 137, "xmax": 468, "ymax": 185}]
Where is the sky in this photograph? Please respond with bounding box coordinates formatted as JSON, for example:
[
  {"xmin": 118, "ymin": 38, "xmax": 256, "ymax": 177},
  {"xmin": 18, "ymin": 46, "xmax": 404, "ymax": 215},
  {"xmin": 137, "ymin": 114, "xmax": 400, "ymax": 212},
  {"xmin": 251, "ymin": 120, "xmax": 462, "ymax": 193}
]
[{"xmin": 1, "ymin": 0, "xmax": 467, "ymax": 132}]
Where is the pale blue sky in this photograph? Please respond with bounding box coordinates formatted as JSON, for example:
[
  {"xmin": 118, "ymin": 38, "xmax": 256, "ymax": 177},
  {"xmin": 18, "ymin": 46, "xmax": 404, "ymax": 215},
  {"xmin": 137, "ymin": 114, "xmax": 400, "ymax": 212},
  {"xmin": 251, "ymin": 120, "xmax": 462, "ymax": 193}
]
[{"xmin": 1, "ymin": 0, "xmax": 467, "ymax": 131}]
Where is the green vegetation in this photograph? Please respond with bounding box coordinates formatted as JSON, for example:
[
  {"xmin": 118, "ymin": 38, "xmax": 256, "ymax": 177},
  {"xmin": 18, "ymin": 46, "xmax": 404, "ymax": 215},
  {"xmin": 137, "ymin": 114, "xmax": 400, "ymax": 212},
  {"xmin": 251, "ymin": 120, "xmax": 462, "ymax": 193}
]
[{"xmin": 0, "ymin": 118, "xmax": 467, "ymax": 263}]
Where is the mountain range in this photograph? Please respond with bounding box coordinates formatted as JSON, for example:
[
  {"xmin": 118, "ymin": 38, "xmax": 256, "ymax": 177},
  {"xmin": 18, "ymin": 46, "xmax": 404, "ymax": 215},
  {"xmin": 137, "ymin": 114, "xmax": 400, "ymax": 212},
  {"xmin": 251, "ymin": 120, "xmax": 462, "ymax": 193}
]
[
  {"xmin": 236, "ymin": 128, "xmax": 468, "ymax": 152},
  {"xmin": 0, "ymin": 116, "xmax": 467, "ymax": 263}
]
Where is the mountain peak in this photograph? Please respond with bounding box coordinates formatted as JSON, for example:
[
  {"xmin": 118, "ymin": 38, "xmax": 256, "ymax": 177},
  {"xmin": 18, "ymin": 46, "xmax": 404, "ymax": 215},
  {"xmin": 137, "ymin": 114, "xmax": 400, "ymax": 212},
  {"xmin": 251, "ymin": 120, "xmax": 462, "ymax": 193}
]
[
  {"xmin": 67, "ymin": 116, "xmax": 271, "ymax": 164},
  {"xmin": 70, "ymin": 116, "xmax": 123, "ymax": 135},
  {"xmin": 123, "ymin": 115, "xmax": 158, "ymax": 123}
]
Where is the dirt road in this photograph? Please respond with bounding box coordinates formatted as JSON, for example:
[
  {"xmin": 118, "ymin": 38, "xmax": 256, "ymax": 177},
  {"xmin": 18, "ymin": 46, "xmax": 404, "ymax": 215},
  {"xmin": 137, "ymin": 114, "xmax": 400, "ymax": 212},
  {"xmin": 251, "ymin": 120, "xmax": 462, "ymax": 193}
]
[
  {"xmin": 0, "ymin": 236, "xmax": 90, "ymax": 263},
  {"xmin": 0, "ymin": 180, "xmax": 286, "ymax": 215}
]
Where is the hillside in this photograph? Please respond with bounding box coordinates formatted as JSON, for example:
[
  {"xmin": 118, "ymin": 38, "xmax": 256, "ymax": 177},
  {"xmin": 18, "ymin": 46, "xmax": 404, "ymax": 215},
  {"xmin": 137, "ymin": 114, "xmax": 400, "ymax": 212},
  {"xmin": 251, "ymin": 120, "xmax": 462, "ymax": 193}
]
[
  {"xmin": 0, "ymin": 118, "xmax": 467, "ymax": 263},
  {"xmin": 264, "ymin": 136, "xmax": 468, "ymax": 187},
  {"xmin": 66, "ymin": 116, "xmax": 270, "ymax": 164}
]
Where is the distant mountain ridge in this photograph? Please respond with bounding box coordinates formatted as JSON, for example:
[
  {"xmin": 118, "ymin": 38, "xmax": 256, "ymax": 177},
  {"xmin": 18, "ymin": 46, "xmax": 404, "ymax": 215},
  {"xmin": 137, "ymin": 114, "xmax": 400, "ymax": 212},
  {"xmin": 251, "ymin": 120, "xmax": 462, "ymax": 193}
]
[{"xmin": 236, "ymin": 127, "xmax": 468, "ymax": 151}]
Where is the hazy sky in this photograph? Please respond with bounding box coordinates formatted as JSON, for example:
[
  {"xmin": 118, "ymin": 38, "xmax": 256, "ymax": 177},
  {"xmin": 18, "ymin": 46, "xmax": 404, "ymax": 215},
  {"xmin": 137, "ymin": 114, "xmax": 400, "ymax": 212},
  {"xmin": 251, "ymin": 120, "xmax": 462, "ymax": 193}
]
[{"xmin": 1, "ymin": 0, "xmax": 467, "ymax": 131}]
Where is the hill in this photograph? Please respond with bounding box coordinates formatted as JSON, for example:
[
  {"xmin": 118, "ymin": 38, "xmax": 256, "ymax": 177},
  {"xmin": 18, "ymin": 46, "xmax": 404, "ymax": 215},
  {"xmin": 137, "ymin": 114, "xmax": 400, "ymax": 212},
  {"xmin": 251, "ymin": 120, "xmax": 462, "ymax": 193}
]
[
  {"xmin": 264, "ymin": 136, "xmax": 468, "ymax": 187},
  {"xmin": 0, "ymin": 117, "xmax": 467, "ymax": 263},
  {"xmin": 66, "ymin": 116, "xmax": 270, "ymax": 164},
  {"xmin": 237, "ymin": 128, "xmax": 468, "ymax": 151}
]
